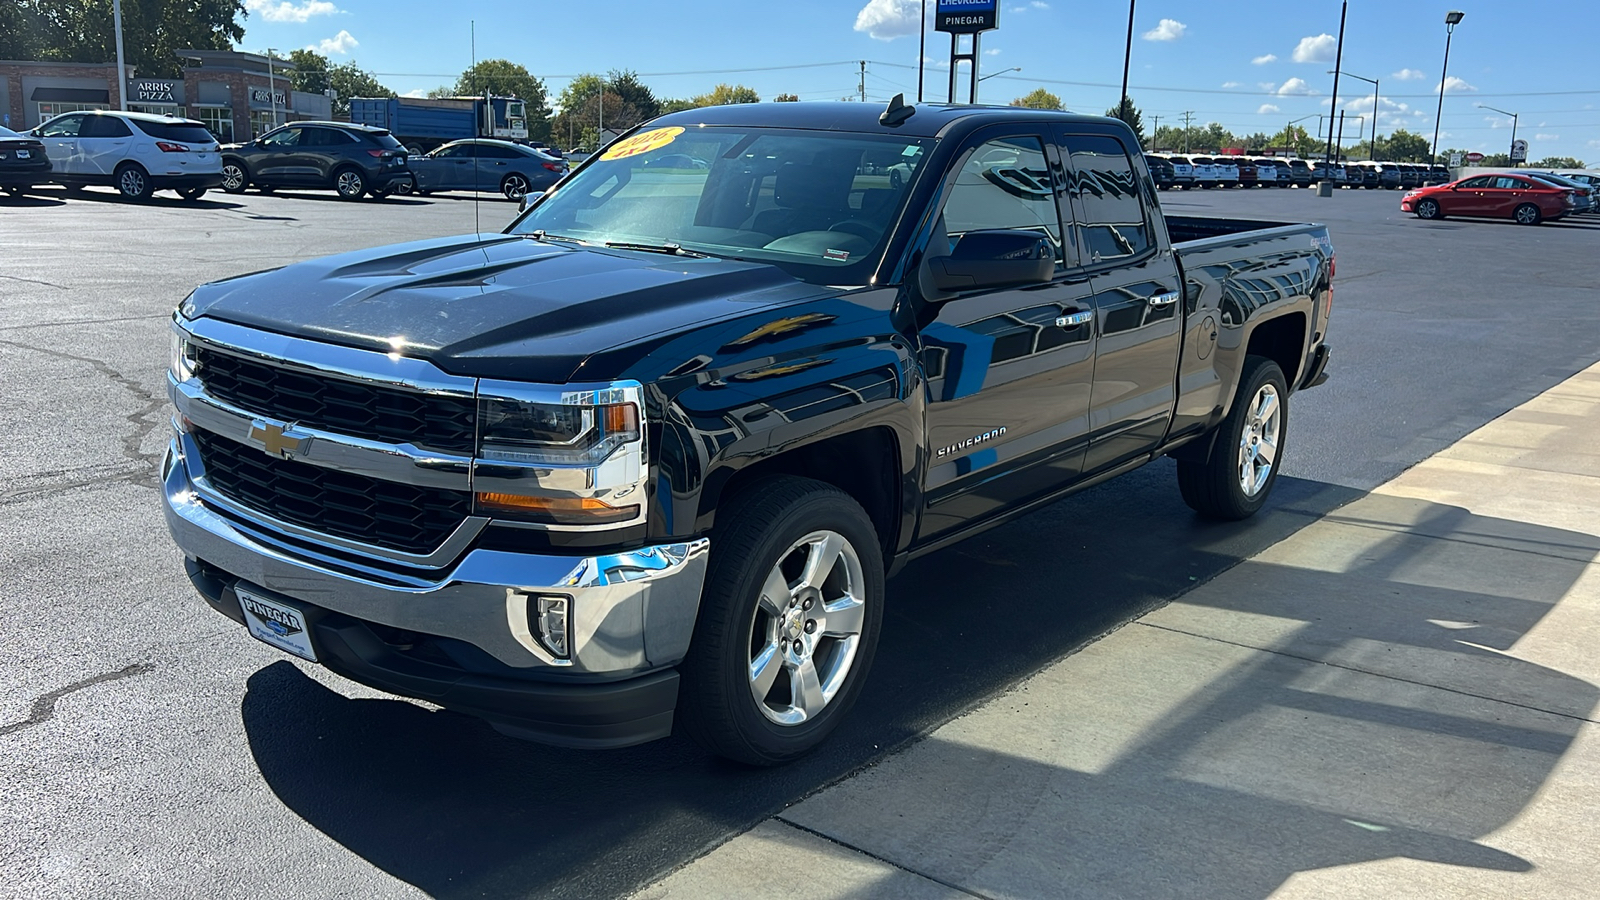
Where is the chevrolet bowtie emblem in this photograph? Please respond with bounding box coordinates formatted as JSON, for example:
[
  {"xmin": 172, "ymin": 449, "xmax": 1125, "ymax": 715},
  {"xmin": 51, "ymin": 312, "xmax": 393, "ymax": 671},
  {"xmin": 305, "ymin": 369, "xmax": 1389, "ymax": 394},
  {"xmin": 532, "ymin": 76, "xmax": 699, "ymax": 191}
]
[{"xmin": 247, "ymin": 420, "xmax": 310, "ymax": 459}]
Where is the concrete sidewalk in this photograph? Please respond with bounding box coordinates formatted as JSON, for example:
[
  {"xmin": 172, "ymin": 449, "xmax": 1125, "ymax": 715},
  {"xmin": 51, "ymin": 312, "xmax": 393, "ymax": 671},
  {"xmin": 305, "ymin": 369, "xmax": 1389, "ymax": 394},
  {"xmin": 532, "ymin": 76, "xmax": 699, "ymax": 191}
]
[{"xmin": 632, "ymin": 362, "xmax": 1600, "ymax": 900}]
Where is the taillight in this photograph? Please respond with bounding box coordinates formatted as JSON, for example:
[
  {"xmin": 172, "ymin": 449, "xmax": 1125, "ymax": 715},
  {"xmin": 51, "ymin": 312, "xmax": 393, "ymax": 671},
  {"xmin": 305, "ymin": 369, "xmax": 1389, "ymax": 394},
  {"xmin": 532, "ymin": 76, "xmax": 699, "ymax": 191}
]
[
  {"xmin": 367, "ymin": 149, "xmax": 386, "ymax": 158},
  {"xmin": 156, "ymin": 141, "xmax": 190, "ymax": 153},
  {"xmin": 542, "ymin": 162, "xmax": 561, "ymax": 172},
  {"xmin": 1325, "ymin": 254, "xmax": 1335, "ymax": 323}
]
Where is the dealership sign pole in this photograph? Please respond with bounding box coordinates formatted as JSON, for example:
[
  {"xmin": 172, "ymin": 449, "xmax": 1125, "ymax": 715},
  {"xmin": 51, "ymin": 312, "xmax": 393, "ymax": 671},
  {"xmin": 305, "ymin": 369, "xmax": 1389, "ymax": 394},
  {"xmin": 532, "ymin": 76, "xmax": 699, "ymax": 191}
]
[
  {"xmin": 936, "ymin": 0, "xmax": 999, "ymax": 104},
  {"xmin": 112, "ymin": 0, "xmax": 128, "ymax": 111}
]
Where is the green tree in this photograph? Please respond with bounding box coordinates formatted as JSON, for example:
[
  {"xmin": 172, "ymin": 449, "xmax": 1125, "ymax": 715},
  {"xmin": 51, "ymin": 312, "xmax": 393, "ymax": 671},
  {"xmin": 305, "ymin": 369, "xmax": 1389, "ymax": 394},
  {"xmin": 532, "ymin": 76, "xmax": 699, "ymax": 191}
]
[
  {"xmin": 1151, "ymin": 122, "xmax": 1239, "ymax": 154},
  {"xmin": 1532, "ymin": 156, "xmax": 1585, "ymax": 169},
  {"xmin": 1011, "ymin": 88, "xmax": 1063, "ymax": 110},
  {"xmin": 1270, "ymin": 125, "xmax": 1319, "ymax": 158},
  {"xmin": 285, "ymin": 49, "xmax": 392, "ymax": 117},
  {"xmin": 691, "ymin": 84, "xmax": 760, "ymax": 106},
  {"xmin": 453, "ymin": 59, "xmax": 552, "ymax": 139},
  {"xmin": 606, "ymin": 69, "xmax": 661, "ymax": 121},
  {"xmin": 1368, "ymin": 128, "xmax": 1431, "ymax": 161},
  {"xmin": 551, "ymin": 73, "xmax": 660, "ymax": 149},
  {"xmin": 774, "ymin": 93, "xmax": 800, "ymax": 102},
  {"xmin": 1104, "ymin": 96, "xmax": 1146, "ymax": 148},
  {"xmin": 660, "ymin": 98, "xmax": 699, "ymax": 114},
  {"xmin": 2, "ymin": 0, "xmax": 244, "ymax": 79}
]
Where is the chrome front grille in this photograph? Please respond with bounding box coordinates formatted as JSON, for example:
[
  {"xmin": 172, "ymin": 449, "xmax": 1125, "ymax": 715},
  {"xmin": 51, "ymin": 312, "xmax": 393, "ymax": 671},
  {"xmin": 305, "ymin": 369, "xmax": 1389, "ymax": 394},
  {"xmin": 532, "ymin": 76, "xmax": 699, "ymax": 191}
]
[
  {"xmin": 192, "ymin": 429, "xmax": 473, "ymax": 555},
  {"xmin": 193, "ymin": 344, "xmax": 477, "ymax": 453}
]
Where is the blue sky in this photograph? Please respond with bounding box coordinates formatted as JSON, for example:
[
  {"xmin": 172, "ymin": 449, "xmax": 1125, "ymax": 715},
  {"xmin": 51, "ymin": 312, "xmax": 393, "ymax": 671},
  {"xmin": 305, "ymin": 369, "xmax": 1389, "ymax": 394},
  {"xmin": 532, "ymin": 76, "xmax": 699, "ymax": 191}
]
[{"xmin": 239, "ymin": 0, "xmax": 1599, "ymax": 162}]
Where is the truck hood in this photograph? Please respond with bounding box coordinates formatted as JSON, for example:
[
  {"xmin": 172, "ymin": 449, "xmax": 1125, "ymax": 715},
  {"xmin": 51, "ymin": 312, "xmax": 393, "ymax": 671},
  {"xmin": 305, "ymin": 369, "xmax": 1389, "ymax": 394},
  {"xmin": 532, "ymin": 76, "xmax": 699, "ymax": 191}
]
[{"xmin": 186, "ymin": 233, "xmax": 834, "ymax": 382}]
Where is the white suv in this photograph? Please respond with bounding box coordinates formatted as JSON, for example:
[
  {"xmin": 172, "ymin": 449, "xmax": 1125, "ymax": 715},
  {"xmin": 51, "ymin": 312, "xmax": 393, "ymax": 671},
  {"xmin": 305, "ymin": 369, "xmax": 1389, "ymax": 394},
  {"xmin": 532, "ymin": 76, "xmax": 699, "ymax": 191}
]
[{"xmin": 33, "ymin": 110, "xmax": 223, "ymax": 201}]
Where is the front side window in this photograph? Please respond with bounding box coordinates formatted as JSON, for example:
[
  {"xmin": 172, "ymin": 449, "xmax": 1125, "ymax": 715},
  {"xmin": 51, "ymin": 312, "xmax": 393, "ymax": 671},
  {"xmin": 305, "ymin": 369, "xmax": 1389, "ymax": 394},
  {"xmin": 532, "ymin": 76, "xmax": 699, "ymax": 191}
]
[
  {"xmin": 37, "ymin": 115, "xmax": 84, "ymax": 138},
  {"xmin": 260, "ymin": 127, "xmax": 301, "ymax": 148},
  {"xmin": 1457, "ymin": 176, "xmax": 1493, "ymax": 189},
  {"xmin": 511, "ymin": 126, "xmax": 932, "ymax": 285},
  {"xmin": 1062, "ymin": 133, "xmax": 1151, "ymax": 263},
  {"xmin": 431, "ymin": 142, "xmax": 473, "ymax": 159},
  {"xmin": 940, "ymin": 136, "xmax": 1062, "ymax": 261}
]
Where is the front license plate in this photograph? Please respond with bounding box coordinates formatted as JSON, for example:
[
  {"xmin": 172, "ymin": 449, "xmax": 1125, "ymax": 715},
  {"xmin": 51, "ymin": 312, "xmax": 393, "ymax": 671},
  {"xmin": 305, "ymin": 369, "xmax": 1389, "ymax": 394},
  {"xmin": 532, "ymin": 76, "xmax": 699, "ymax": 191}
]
[{"xmin": 238, "ymin": 588, "xmax": 318, "ymax": 662}]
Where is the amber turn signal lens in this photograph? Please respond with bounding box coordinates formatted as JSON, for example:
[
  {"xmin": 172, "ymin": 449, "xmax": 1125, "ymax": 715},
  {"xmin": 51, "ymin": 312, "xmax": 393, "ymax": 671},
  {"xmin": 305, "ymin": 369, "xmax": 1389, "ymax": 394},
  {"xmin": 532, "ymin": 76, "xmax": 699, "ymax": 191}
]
[
  {"xmin": 602, "ymin": 403, "xmax": 638, "ymax": 434},
  {"xmin": 476, "ymin": 492, "xmax": 639, "ymax": 525}
]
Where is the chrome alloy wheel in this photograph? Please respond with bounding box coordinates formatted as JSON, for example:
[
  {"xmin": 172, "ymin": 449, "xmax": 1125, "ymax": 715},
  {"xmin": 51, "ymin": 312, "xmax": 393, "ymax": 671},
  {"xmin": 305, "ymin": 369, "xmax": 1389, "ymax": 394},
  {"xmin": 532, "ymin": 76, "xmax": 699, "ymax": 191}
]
[
  {"xmin": 1514, "ymin": 204, "xmax": 1540, "ymax": 225},
  {"xmin": 502, "ymin": 173, "xmax": 529, "ymax": 201},
  {"xmin": 118, "ymin": 167, "xmax": 146, "ymax": 197},
  {"xmin": 1237, "ymin": 383, "xmax": 1281, "ymax": 498},
  {"xmin": 747, "ymin": 530, "xmax": 867, "ymax": 726},
  {"xmin": 221, "ymin": 163, "xmax": 246, "ymax": 192},
  {"xmin": 336, "ymin": 169, "xmax": 364, "ymax": 197}
]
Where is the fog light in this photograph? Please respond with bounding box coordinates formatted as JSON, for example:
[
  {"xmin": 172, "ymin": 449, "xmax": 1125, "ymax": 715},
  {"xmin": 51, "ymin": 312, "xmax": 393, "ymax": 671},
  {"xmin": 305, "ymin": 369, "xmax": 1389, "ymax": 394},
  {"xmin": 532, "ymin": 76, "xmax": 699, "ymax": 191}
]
[{"xmin": 531, "ymin": 596, "xmax": 571, "ymax": 659}]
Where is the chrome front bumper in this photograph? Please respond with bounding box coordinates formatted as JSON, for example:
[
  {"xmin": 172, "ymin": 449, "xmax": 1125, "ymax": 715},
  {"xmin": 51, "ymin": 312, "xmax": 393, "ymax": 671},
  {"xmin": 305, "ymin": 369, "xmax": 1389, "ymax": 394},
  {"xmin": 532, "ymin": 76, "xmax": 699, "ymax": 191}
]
[{"xmin": 162, "ymin": 436, "xmax": 710, "ymax": 678}]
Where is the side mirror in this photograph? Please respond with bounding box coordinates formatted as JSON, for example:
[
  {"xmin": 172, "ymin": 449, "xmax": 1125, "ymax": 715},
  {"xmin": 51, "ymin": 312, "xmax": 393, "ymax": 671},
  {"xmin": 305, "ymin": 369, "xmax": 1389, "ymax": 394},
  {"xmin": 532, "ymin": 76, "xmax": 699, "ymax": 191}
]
[
  {"xmin": 921, "ymin": 230, "xmax": 1055, "ymax": 299},
  {"xmin": 519, "ymin": 191, "xmax": 544, "ymax": 213}
]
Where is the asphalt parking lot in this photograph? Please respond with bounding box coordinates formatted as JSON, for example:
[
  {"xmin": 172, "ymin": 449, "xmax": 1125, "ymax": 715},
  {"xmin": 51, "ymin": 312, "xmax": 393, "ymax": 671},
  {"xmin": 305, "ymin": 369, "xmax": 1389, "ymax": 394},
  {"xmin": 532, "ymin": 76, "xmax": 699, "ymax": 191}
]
[{"xmin": 3, "ymin": 183, "xmax": 1599, "ymax": 899}]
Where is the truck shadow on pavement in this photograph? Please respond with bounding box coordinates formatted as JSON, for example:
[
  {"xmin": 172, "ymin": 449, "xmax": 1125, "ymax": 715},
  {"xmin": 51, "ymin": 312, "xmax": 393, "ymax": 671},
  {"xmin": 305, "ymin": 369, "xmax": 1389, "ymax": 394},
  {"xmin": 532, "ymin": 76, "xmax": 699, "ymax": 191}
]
[{"xmin": 240, "ymin": 465, "xmax": 1599, "ymax": 899}]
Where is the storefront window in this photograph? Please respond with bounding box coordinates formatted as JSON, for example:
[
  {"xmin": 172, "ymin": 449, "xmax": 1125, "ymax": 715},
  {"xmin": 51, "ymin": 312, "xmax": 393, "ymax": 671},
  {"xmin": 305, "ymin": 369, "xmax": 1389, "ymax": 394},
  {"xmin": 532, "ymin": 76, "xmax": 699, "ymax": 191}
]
[
  {"xmin": 38, "ymin": 101, "xmax": 108, "ymax": 120},
  {"xmin": 249, "ymin": 111, "xmax": 280, "ymax": 139},
  {"xmin": 195, "ymin": 107, "xmax": 234, "ymax": 143}
]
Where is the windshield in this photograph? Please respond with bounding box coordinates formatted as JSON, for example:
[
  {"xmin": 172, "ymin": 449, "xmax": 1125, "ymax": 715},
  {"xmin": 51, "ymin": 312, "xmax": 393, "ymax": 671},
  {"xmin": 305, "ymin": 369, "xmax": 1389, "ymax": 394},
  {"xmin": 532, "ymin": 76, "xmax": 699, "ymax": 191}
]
[{"xmin": 509, "ymin": 126, "xmax": 933, "ymax": 285}]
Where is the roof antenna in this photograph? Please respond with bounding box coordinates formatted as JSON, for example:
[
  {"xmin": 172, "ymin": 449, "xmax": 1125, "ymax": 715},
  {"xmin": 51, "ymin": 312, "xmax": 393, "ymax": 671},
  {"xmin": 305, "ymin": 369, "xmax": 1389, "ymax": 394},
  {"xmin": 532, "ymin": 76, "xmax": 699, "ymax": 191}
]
[{"xmin": 880, "ymin": 92, "xmax": 915, "ymax": 127}]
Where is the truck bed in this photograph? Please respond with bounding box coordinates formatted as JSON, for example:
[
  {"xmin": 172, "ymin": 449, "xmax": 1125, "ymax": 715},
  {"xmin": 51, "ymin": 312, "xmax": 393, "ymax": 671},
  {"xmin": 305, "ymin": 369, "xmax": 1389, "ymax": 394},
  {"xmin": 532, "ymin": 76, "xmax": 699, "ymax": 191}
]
[{"xmin": 1164, "ymin": 214, "xmax": 1324, "ymax": 248}]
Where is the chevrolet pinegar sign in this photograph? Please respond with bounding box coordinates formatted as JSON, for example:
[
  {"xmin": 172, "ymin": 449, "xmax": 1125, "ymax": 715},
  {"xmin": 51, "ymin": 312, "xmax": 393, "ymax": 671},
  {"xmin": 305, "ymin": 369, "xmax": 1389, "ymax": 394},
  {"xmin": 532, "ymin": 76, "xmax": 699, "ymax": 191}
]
[{"xmin": 936, "ymin": 0, "xmax": 999, "ymax": 33}]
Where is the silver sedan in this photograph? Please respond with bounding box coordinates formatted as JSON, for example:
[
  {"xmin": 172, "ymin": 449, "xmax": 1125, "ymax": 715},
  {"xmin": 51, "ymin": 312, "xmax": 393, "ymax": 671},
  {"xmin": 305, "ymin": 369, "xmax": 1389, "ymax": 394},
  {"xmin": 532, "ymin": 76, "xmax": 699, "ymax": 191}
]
[{"xmin": 407, "ymin": 138, "xmax": 568, "ymax": 201}]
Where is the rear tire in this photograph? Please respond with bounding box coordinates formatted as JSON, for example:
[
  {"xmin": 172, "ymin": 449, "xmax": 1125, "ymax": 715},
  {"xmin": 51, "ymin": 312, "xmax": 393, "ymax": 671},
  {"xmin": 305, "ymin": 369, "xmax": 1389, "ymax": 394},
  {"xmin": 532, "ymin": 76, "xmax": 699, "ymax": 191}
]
[
  {"xmin": 114, "ymin": 163, "xmax": 152, "ymax": 201},
  {"xmin": 677, "ymin": 476, "xmax": 884, "ymax": 766},
  {"xmin": 1177, "ymin": 356, "xmax": 1288, "ymax": 521},
  {"xmin": 333, "ymin": 167, "xmax": 366, "ymax": 200},
  {"xmin": 1513, "ymin": 203, "xmax": 1542, "ymax": 226}
]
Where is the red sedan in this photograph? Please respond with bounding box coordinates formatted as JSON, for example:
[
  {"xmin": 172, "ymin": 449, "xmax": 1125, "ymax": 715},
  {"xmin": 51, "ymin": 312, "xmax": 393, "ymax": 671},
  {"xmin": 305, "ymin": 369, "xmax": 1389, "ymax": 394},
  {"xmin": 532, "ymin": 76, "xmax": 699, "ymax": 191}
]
[{"xmin": 1402, "ymin": 173, "xmax": 1575, "ymax": 225}]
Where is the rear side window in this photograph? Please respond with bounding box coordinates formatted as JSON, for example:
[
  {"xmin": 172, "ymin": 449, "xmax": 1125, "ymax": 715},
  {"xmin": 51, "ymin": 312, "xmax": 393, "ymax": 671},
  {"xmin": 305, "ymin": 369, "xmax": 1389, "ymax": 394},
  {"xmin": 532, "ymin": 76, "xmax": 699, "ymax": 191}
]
[
  {"xmin": 478, "ymin": 144, "xmax": 520, "ymax": 159},
  {"xmin": 368, "ymin": 130, "xmax": 405, "ymax": 151},
  {"xmin": 1062, "ymin": 133, "xmax": 1151, "ymax": 264},
  {"xmin": 941, "ymin": 136, "xmax": 1063, "ymax": 262},
  {"xmin": 132, "ymin": 120, "xmax": 215, "ymax": 143},
  {"xmin": 1496, "ymin": 176, "xmax": 1531, "ymax": 189},
  {"xmin": 81, "ymin": 116, "xmax": 132, "ymax": 138}
]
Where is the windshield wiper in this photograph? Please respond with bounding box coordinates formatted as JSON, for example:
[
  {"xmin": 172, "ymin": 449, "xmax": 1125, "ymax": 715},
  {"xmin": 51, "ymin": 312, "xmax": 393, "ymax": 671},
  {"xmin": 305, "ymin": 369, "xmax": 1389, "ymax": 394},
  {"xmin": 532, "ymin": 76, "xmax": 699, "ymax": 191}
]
[{"xmin": 603, "ymin": 240, "xmax": 710, "ymax": 259}]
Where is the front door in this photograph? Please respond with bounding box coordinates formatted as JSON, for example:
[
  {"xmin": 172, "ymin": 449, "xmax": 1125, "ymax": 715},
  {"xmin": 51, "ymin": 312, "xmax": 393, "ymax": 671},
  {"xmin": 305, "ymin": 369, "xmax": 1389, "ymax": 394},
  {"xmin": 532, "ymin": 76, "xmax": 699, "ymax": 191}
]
[
  {"xmin": 36, "ymin": 114, "xmax": 86, "ymax": 177},
  {"xmin": 253, "ymin": 126, "xmax": 303, "ymax": 182},
  {"xmin": 918, "ymin": 132, "xmax": 1097, "ymax": 540},
  {"xmin": 1058, "ymin": 129, "xmax": 1183, "ymax": 474}
]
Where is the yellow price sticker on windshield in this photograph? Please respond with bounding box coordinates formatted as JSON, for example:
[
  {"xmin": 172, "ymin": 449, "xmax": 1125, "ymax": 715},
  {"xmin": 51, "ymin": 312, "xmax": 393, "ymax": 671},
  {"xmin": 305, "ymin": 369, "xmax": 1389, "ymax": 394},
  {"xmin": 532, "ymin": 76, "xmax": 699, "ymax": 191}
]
[{"xmin": 600, "ymin": 126, "xmax": 685, "ymax": 161}]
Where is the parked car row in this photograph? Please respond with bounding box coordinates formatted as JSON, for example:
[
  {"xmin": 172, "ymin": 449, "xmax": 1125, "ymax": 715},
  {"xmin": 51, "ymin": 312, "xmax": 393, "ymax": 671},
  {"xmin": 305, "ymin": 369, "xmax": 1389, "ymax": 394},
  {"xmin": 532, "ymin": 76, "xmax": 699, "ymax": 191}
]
[
  {"xmin": 1145, "ymin": 153, "xmax": 1450, "ymax": 191},
  {"xmin": 0, "ymin": 111, "xmax": 569, "ymax": 203},
  {"xmin": 1402, "ymin": 171, "xmax": 1596, "ymax": 225}
]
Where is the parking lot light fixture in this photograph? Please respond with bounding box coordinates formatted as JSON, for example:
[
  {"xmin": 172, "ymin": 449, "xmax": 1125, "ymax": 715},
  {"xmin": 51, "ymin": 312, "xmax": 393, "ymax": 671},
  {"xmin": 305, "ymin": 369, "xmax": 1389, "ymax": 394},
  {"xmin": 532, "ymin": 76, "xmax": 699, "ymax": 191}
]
[
  {"xmin": 1477, "ymin": 103, "xmax": 1519, "ymax": 167},
  {"xmin": 1431, "ymin": 11, "xmax": 1465, "ymax": 166}
]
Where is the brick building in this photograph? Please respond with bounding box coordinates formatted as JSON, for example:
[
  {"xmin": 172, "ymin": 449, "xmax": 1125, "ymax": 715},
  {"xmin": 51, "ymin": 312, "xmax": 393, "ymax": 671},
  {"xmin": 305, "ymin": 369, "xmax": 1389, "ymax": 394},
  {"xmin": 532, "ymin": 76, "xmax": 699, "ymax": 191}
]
[{"xmin": 1, "ymin": 50, "xmax": 332, "ymax": 142}]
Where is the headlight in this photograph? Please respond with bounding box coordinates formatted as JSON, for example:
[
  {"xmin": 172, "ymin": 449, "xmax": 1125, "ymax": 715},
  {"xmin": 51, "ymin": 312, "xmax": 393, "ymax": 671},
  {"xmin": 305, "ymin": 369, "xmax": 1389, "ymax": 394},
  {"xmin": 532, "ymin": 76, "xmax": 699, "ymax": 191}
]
[
  {"xmin": 473, "ymin": 382, "xmax": 648, "ymax": 528},
  {"xmin": 479, "ymin": 396, "xmax": 640, "ymax": 466},
  {"xmin": 170, "ymin": 328, "xmax": 197, "ymax": 382}
]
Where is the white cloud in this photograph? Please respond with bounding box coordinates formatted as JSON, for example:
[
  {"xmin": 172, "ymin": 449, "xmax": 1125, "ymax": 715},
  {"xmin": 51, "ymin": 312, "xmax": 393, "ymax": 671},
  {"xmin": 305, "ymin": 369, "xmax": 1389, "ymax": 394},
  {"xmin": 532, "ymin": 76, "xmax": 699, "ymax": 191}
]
[
  {"xmin": 1535, "ymin": 133, "xmax": 1559, "ymax": 141},
  {"xmin": 310, "ymin": 29, "xmax": 357, "ymax": 55},
  {"xmin": 245, "ymin": 0, "xmax": 339, "ymax": 23},
  {"xmin": 1443, "ymin": 76, "xmax": 1476, "ymax": 93},
  {"xmin": 1142, "ymin": 18, "xmax": 1187, "ymax": 41},
  {"xmin": 1258, "ymin": 82, "xmax": 1276, "ymax": 92},
  {"xmin": 1221, "ymin": 81, "xmax": 1242, "ymax": 88},
  {"xmin": 1008, "ymin": 4, "xmax": 1027, "ymax": 12},
  {"xmin": 1252, "ymin": 54, "xmax": 1277, "ymax": 65},
  {"xmin": 1588, "ymin": 140, "xmax": 1600, "ymax": 150},
  {"xmin": 1276, "ymin": 77, "xmax": 1317, "ymax": 96},
  {"xmin": 854, "ymin": 0, "xmax": 921, "ymax": 40},
  {"xmin": 1485, "ymin": 115, "xmax": 1514, "ymax": 129},
  {"xmin": 1344, "ymin": 93, "xmax": 1412, "ymax": 128},
  {"xmin": 1392, "ymin": 68, "xmax": 1427, "ymax": 81},
  {"xmin": 1258, "ymin": 104, "xmax": 1280, "ymax": 115},
  {"xmin": 984, "ymin": 47, "xmax": 1001, "ymax": 56},
  {"xmin": 1292, "ymin": 34, "xmax": 1336, "ymax": 64},
  {"xmin": 402, "ymin": 88, "xmax": 427, "ymax": 98},
  {"xmin": 1031, "ymin": 1, "xmax": 1048, "ymax": 7}
]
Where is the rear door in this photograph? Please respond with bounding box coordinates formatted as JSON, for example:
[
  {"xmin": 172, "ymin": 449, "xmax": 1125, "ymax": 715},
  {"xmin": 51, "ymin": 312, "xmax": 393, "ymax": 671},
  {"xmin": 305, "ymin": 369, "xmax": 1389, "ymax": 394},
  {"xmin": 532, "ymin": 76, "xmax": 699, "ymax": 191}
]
[
  {"xmin": 475, "ymin": 141, "xmax": 519, "ymax": 193},
  {"xmin": 78, "ymin": 114, "xmax": 134, "ymax": 177},
  {"xmin": 1057, "ymin": 128, "xmax": 1184, "ymax": 474},
  {"xmin": 36, "ymin": 114, "xmax": 86, "ymax": 176},
  {"xmin": 917, "ymin": 130, "xmax": 1097, "ymax": 540}
]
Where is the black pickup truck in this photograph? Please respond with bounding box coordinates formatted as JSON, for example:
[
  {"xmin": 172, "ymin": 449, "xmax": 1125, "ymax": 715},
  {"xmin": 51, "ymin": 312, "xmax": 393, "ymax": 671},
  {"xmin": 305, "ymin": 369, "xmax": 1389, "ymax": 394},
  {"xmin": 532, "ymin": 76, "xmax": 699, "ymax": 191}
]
[{"xmin": 163, "ymin": 101, "xmax": 1332, "ymax": 764}]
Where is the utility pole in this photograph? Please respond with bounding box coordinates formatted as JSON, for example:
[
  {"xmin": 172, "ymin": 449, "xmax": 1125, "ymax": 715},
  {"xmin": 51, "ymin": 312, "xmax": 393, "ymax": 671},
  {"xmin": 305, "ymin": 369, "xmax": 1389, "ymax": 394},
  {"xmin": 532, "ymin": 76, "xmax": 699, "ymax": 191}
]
[
  {"xmin": 859, "ymin": 61, "xmax": 867, "ymax": 102},
  {"xmin": 1324, "ymin": 0, "xmax": 1347, "ymax": 168},
  {"xmin": 1151, "ymin": 115, "xmax": 1160, "ymax": 148},
  {"xmin": 1181, "ymin": 110, "xmax": 1194, "ymax": 153},
  {"xmin": 266, "ymin": 48, "xmax": 279, "ymax": 129},
  {"xmin": 1119, "ymin": 0, "xmax": 1136, "ymax": 121},
  {"xmin": 917, "ymin": 0, "xmax": 927, "ymax": 102},
  {"xmin": 112, "ymin": 0, "xmax": 128, "ymax": 111}
]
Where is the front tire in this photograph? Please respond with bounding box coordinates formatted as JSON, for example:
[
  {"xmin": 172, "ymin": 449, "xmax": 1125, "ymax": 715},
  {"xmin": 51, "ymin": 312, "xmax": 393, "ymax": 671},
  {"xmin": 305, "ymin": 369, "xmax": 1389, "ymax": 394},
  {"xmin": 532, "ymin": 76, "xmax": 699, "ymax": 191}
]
[
  {"xmin": 1416, "ymin": 198, "xmax": 1442, "ymax": 220},
  {"xmin": 1177, "ymin": 356, "xmax": 1288, "ymax": 521},
  {"xmin": 333, "ymin": 167, "xmax": 366, "ymax": 200},
  {"xmin": 501, "ymin": 172, "xmax": 531, "ymax": 202},
  {"xmin": 220, "ymin": 161, "xmax": 248, "ymax": 194},
  {"xmin": 1514, "ymin": 203, "xmax": 1542, "ymax": 226},
  {"xmin": 677, "ymin": 476, "xmax": 884, "ymax": 766},
  {"xmin": 114, "ymin": 163, "xmax": 152, "ymax": 201}
]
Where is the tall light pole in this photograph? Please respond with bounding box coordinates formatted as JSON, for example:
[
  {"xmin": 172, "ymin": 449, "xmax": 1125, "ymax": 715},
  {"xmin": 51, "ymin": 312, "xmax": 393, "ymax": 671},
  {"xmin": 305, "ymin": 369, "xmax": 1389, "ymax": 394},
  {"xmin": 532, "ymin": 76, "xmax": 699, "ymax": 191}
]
[
  {"xmin": 1430, "ymin": 10, "xmax": 1466, "ymax": 166},
  {"xmin": 1331, "ymin": 70, "xmax": 1378, "ymax": 159},
  {"xmin": 112, "ymin": 0, "xmax": 128, "ymax": 110},
  {"xmin": 1322, "ymin": 1, "xmax": 1348, "ymax": 170},
  {"xmin": 1477, "ymin": 103, "xmax": 1519, "ymax": 166},
  {"xmin": 1119, "ymin": 0, "xmax": 1137, "ymax": 122},
  {"xmin": 265, "ymin": 48, "xmax": 279, "ymax": 129},
  {"xmin": 917, "ymin": 0, "xmax": 927, "ymax": 102}
]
